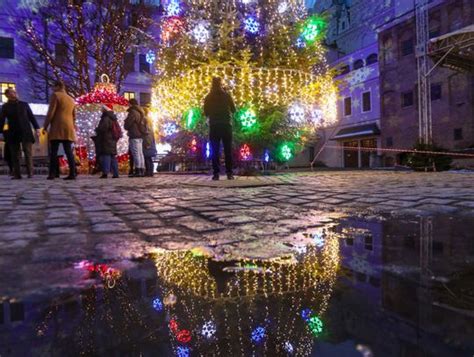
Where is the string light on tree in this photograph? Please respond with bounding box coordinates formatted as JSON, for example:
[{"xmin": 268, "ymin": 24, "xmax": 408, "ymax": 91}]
[
  {"xmin": 161, "ymin": 16, "xmax": 186, "ymax": 43},
  {"xmin": 278, "ymin": 2, "xmax": 289, "ymax": 14}
]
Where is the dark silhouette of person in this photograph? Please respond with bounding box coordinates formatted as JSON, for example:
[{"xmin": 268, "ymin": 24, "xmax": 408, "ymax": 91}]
[
  {"xmin": 0, "ymin": 87, "xmax": 40, "ymax": 179},
  {"xmin": 204, "ymin": 77, "xmax": 236, "ymax": 180}
]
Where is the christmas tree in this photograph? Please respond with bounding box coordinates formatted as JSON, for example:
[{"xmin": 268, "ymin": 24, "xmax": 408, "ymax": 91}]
[{"xmin": 151, "ymin": 0, "xmax": 337, "ymax": 165}]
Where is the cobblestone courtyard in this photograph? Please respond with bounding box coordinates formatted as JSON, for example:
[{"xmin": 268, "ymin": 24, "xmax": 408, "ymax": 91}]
[{"xmin": 1, "ymin": 170, "xmax": 474, "ymax": 300}]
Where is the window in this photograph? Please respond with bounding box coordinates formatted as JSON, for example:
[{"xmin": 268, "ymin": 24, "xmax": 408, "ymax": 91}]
[
  {"xmin": 362, "ymin": 91, "xmax": 371, "ymax": 112},
  {"xmin": 401, "ymin": 38, "xmax": 414, "ymax": 56},
  {"xmin": 344, "ymin": 97, "xmax": 352, "ymax": 116},
  {"xmin": 386, "ymin": 137, "xmax": 393, "ymax": 147},
  {"xmin": 55, "ymin": 44, "xmax": 68, "ymax": 64},
  {"xmin": 10, "ymin": 302, "xmax": 24, "ymax": 322},
  {"xmin": 0, "ymin": 82, "xmax": 15, "ymax": 103},
  {"xmin": 124, "ymin": 91, "xmax": 135, "ymax": 101},
  {"xmin": 139, "ymin": 54, "xmax": 150, "ymax": 73},
  {"xmin": 364, "ymin": 235, "xmax": 373, "ymax": 251},
  {"xmin": 366, "ymin": 53, "xmax": 378, "ymax": 65},
  {"xmin": 124, "ymin": 53, "xmax": 135, "ymax": 73},
  {"xmin": 382, "ymin": 37, "xmax": 394, "ymax": 64},
  {"xmin": 454, "ymin": 128, "xmax": 463, "ymax": 141},
  {"xmin": 339, "ymin": 65, "xmax": 350, "ymax": 75},
  {"xmin": 346, "ymin": 237, "xmax": 354, "ymax": 246},
  {"xmin": 429, "ymin": 27, "xmax": 441, "ymax": 39},
  {"xmin": 140, "ymin": 92, "xmax": 151, "ymax": 106},
  {"xmin": 401, "ymin": 91, "xmax": 414, "ymax": 107},
  {"xmin": 353, "ymin": 59, "xmax": 364, "ymax": 70},
  {"xmin": 431, "ymin": 83, "xmax": 442, "ymax": 101},
  {"xmin": 0, "ymin": 37, "xmax": 14, "ymax": 58}
]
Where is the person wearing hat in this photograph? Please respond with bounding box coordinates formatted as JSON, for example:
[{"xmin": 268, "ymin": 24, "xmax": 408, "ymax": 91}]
[
  {"xmin": 43, "ymin": 80, "xmax": 77, "ymax": 180},
  {"xmin": 95, "ymin": 104, "xmax": 120, "ymax": 179}
]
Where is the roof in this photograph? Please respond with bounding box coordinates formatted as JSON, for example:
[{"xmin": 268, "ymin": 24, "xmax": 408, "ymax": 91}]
[
  {"xmin": 332, "ymin": 123, "xmax": 380, "ymax": 140},
  {"xmin": 429, "ymin": 25, "xmax": 474, "ymax": 73}
]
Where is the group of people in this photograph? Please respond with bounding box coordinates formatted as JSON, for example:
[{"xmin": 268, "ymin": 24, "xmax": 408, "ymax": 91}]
[
  {"xmin": 0, "ymin": 76, "xmax": 236, "ymax": 181},
  {"xmin": 95, "ymin": 99, "xmax": 156, "ymax": 179}
]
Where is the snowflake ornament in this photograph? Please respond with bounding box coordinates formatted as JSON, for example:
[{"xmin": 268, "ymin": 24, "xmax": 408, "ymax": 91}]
[
  {"xmin": 288, "ymin": 102, "xmax": 306, "ymax": 125},
  {"xmin": 191, "ymin": 21, "xmax": 211, "ymax": 44},
  {"xmin": 244, "ymin": 16, "xmax": 260, "ymax": 34},
  {"xmin": 201, "ymin": 320, "xmax": 217, "ymax": 339}
]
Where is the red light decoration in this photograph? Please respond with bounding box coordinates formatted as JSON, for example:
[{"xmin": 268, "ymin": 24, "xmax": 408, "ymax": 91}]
[
  {"xmin": 169, "ymin": 319, "xmax": 179, "ymax": 334},
  {"xmin": 76, "ymin": 88, "xmax": 129, "ymax": 107},
  {"xmin": 161, "ymin": 16, "xmax": 186, "ymax": 43},
  {"xmin": 240, "ymin": 144, "xmax": 252, "ymax": 161},
  {"xmin": 176, "ymin": 329, "xmax": 192, "ymax": 344},
  {"xmin": 190, "ymin": 137, "xmax": 198, "ymax": 153}
]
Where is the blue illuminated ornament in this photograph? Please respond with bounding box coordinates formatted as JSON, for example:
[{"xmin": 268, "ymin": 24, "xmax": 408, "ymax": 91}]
[
  {"xmin": 251, "ymin": 326, "xmax": 266, "ymax": 343},
  {"xmin": 301, "ymin": 308, "xmax": 313, "ymax": 322},
  {"xmin": 166, "ymin": 0, "xmax": 181, "ymax": 16},
  {"xmin": 296, "ymin": 36, "xmax": 306, "ymax": 48},
  {"xmin": 146, "ymin": 50, "xmax": 156, "ymax": 65},
  {"xmin": 201, "ymin": 320, "xmax": 216, "ymax": 339},
  {"xmin": 176, "ymin": 346, "xmax": 190, "ymax": 357},
  {"xmin": 264, "ymin": 149, "xmax": 270, "ymax": 163},
  {"xmin": 163, "ymin": 122, "xmax": 178, "ymax": 136},
  {"xmin": 205, "ymin": 142, "xmax": 211, "ymax": 159},
  {"xmin": 152, "ymin": 297, "xmax": 163, "ymax": 312},
  {"xmin": 284, "ymin": 341, "xmax": 294, "ymax": 354},
  {"xmin": 244, "ymin": 16, "xmax": 260, "ymax": 34}
]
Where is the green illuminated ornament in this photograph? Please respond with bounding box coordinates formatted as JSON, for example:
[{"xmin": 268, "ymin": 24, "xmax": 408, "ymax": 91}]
[
  {"xmin": 307, "ymin": 316, "xmax": 323, "ymax": 336},
  {"xmin": 301, "ymin": 16, "xmax": 326, "ymax": 44},
  {"xmin": 280, "ymin": 144, "xmax": 293, "ymax": 161},
  {"xmin": 236, "ymin": 106, "xmax": 257, "ymax": 129},
  {"xmin": 183, "ymin": 107, "xmax": 202, "ymax": 130}
]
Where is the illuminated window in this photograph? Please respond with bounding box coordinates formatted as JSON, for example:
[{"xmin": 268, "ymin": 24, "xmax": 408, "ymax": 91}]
[
  {"xmin": 123, "ymin": 91, "xmax": 135, "ymax": 101},
  {"xmin": 0, "ymin": 82, "xmax": 15, "ymax": 103}
]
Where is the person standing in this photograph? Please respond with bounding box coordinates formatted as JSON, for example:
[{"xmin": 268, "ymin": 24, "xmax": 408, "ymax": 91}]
[
  {"xmin": 142, "ymin": 108, "xmax": 157, "ymax": 177},
  {"xmin": 124, "ymin": 98, "xmax": 147, "ymax": 177},
  {"xmin": 96, "ymin": 105, "xmax": 120, "ymax": 179},
  {"xmin": 204, "ymin": 77, "xmax": 236, "ymax": 181},
  {"xmin": 0, "ymin": 88, "xmax": 40, "ymax": 179},
  {"xmin": 43, "ymin": 80, "xmax": 77, "ymax": 180}
]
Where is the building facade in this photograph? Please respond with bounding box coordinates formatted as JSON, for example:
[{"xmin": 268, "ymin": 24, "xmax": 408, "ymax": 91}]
[{"xmin": 379, "ymin": 0, "xmax": 474, "ymax": 166}]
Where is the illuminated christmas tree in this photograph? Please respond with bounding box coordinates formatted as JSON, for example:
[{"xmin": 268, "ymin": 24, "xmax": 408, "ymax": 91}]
[{"xmin": 152, "ymin": 0, "xmax": 337, "ymax": 164}]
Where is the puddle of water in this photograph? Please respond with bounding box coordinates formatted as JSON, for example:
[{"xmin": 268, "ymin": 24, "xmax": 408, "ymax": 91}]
[{"xmin": 0, "ymin": 214, "xmax": 473, "ymax": 356}]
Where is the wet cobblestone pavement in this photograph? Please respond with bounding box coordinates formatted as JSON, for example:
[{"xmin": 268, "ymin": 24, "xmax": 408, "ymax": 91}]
[{"xmin": 0, "ymin": 171, "xmax": 473, "ymax": 356}]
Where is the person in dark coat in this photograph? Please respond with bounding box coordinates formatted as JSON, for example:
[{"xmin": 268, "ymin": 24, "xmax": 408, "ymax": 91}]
[
  {"xmin": 203, "ymin": 77, "xmax": 236, "ymax": 180},
  {"xmin": 142, "ymin": 108, "xmax": 157, "ymax": 177},
  {"xmin": 124, "ymin": 98, "xmax": 147, "ymax": 177},
  {"xmin": 0, "ymin": 87, "xmax": 40, "ymax": 179},
  {"xmin": 95, "ymin": 105, "xmax": 119, "ymax": 179}
]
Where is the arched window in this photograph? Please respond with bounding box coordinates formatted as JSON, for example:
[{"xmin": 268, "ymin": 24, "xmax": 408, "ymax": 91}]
[
  {"xmin": 366, "ymin": 53, "xmax": 378, "ymax": 65},
  {"xmin": 339, "ymin": 64, "xmax": 350, "ymax": 75},
  {"xmin": 353, "ymin": 59, "xmax": 364, "ymax": 70}
]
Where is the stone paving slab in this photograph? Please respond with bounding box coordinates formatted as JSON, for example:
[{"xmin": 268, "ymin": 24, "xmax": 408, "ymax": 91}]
[{"xmin": 1, "ymin": 171, "xmax": 474, "ymax": 299}]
